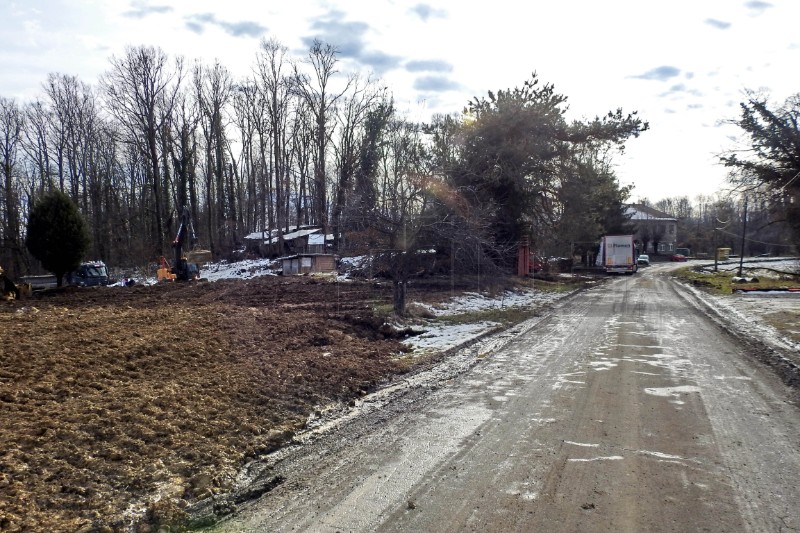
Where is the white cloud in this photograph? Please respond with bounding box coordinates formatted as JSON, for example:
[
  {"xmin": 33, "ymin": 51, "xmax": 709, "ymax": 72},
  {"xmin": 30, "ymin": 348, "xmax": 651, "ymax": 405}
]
[{"xmin": 1, "ymin": 0, "xmax": 799, "ymax": 202}]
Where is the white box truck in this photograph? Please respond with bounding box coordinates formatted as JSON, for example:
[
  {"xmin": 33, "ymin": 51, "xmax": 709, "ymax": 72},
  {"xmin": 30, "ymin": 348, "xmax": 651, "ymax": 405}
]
[{"xmin": 596, "ymin": 235, "xmax": 638, "ymax": 274}]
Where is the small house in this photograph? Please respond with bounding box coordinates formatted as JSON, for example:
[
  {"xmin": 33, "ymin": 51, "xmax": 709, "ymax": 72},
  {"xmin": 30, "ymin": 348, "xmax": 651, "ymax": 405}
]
[{"xmin": 281, "ymin": 253, "xmax": 337, "ymax": 275}]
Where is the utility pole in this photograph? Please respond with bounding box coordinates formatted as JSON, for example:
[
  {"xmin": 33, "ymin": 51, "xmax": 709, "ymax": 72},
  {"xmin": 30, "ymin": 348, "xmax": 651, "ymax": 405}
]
[
  {"xmin": 714, "ymin": 217, "xmax": 729, "ymax": 273},
  {"xmin": 738, "ymin": 195, "xmax": 748, "ymax": 277},
  {"xmin": 713, "ymin": 227, "xmax": 718, "ymax": 272}
]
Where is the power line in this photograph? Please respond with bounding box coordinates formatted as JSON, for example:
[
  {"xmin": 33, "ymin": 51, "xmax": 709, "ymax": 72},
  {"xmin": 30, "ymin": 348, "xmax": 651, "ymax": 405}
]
[{"xmin": 715, "ymin": 227, "xmax": 794, "ymax": 248}]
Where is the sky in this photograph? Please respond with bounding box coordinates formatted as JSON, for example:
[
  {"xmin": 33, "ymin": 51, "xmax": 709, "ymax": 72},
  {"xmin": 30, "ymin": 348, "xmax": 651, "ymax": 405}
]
[{"xmin": 2, "ymin": 0, "xmax": 799, "ymax": 203}]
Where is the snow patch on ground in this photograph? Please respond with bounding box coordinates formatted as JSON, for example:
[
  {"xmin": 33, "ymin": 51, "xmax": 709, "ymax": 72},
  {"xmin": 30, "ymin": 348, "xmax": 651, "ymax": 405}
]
[
  {"xmin": 199, "ymin": 258, "xmax": 277, "ymax": 281},
  {"xmin": 568, "ymin": 456, "xmax": 624, "ymax": 462},
  {"xmin": 684, "ymin": 258, "xmax": 800, "ymax": 353},
  {"xmin": 404, "ymin": 321, "xmax": 501, "ymax": 353},
  {"xmin": 416, "ymin": 290, "xmax": 563, "ymax": 317},
  {"xmin": 663, "ymin": 258, "xmax": 800, "ymax": 376},
  {"xmin": 401, "ymin": 289, "xmax": 569, "ymax": 354}
]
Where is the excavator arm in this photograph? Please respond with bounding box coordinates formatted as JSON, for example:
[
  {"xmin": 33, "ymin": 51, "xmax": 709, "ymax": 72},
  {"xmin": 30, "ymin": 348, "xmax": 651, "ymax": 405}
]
[
  {"xmin": 157, "ymin": 207, "xmax": 205, "ymax": 282},
  {"xmin": 170, "ymin": 207, "xmax": 200, "ymax": 281}
]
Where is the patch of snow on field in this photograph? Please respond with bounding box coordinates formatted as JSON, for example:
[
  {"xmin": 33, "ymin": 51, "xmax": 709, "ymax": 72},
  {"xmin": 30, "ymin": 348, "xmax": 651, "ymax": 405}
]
[
  {"xmin": 200, "ymin": 258, "xmax": 277, "ymax": 281},
  {"xmin": 405, "ymin": 321, "xmax": 501, "ymax": 353},
  {"xmin": 682, "ymin": 258, "xmax": 800, "ymax": 353},
  {"xmin": 701, "ymin": 258, "xmax": 798, "ymax": 278},
  {"xmin": 417, "ymin": 289, "xmax": 564, "ymax": 317},
  {"xmin": 681, "ymin": 259, "xmax": 800, "ymax": 352},
  {"xmin": 401, "ymin": 289, "xmax": 568, "ymax": 354}
]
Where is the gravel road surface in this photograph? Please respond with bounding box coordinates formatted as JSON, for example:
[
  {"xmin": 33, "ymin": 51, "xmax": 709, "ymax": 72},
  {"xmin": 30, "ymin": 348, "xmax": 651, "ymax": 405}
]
[{"xmin": 207, "ymin": 266, "xmax": 800, "ymax": 532}]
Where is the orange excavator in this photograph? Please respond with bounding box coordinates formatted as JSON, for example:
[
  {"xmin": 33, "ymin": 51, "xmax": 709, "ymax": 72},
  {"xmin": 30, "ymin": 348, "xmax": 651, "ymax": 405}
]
[{"xmin": 157, "ymin": 206, "xmax": 210, "ymax": 282}]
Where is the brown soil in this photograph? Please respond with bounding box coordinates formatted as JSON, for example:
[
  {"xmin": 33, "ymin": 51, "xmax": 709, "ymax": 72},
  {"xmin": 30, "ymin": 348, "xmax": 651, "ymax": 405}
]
[{"xmin": 0, "ymin": 276, "xmax": 452, "ymax": 532}]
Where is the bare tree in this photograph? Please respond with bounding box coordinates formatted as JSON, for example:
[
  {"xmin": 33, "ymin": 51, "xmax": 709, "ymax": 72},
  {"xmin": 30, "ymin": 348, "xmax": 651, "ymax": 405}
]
[
  {"xmin": 230, "ymin": 82, "xmax": 257, "ymax": 232},
  {"xmin": 21, "ymin": 99, "xmax": 54, "ymax": 195},
  {"xmin": 194, "ymin": 59, "xmax": 234, "ymax": 254},
  {"xmin": 101, "ymin": 45, "xmax": 183, "ymax": 255},
  {"xmin": 255, "ymin": 39, "xmax": 294, "ymax": 238},
  {"xmin": 166, "ymin": 88, "xmax": 200, "ymax": 226},
  {"xmin": 292, "ymin": 39, "xmax": 353, "ymax": 231},
  {"xmin": 290, "ymin": 101, "xmax": 315, "ymax": 229},
  {"xmin": 43, "ymin": 74, "xmax": 98, "ymax": 212},
  {"xmin": 331, "ymin": 76, "xmax": 387, "ymax": 249},
  {"xmin": 0, "ymin": 97, "xmax": 25, "ymax": 277}
]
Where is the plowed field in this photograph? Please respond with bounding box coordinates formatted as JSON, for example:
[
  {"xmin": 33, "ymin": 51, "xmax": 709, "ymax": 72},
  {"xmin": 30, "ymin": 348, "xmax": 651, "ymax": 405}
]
[{"xmin": 0, "ymin": 276, "xmax": 441, "ymax": 532}]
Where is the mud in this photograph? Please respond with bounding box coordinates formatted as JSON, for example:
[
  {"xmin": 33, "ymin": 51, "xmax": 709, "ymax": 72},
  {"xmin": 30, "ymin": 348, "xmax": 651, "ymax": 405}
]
[{"xmin": 0, "ymin": 276, "xmax": 454, "ymax": 532}]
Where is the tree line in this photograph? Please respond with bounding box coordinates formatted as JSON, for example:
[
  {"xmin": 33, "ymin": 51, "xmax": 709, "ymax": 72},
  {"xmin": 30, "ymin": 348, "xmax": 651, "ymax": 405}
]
[
  {"xmin": 3, "ymin": 39, "xmax": 798, "ymax": 300},
  {"xmin": 640, "ymin": 192, "xmax": 795, "ymax": 259},
  {"xmin": 0, "ymin": 37, "xmax": 641, "ymax": 311}
]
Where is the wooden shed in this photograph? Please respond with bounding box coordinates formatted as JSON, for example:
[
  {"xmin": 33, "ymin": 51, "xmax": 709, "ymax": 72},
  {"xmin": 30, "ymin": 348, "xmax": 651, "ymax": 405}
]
[
  {"xmin": 281, "ymin": 253, "xmax": 337, "ymax": 275},
  {"xmin": 244, "ymin": 226, "xmax": 333, "ymax": 257}
]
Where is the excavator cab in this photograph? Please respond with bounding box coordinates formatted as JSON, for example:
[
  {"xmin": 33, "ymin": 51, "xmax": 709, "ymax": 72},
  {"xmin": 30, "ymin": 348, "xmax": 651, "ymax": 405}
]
[{"xmin": 173, "ymin": 256, "xmax": 200, "ymax": 281}]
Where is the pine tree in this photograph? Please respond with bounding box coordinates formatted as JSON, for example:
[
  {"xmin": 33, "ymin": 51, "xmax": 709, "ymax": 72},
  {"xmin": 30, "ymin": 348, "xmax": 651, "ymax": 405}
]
[{"xmin": 25, "ymin": 190, "xmax": 90, "ymax": 287}]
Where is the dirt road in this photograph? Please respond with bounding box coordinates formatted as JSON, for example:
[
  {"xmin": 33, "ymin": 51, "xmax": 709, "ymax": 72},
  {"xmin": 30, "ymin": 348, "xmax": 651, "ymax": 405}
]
[{"xmin": 207, "ymin": 267, "xmax": 800, "ymax": 532}]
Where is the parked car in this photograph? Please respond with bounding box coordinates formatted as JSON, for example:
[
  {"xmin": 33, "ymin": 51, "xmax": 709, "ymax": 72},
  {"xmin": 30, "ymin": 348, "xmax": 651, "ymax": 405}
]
[
  {"xmin": 670, "ymin": 254, "xmax": 687, "ymax": 262},
  {"xmin": 675, "ymin": 247, "xmax": 691, "ymax": 257},
  {"xmin": 531, "ymin": 255, "xmax": 546, "ymax": 273},
  {"xmin": 637, "ymin": 254, "xmax": 650, "ymax": 266}
]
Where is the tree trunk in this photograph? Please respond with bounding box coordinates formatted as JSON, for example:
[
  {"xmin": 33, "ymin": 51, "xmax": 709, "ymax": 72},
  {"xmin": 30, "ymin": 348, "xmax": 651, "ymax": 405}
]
[
  {"xmin": 148, "ymin": 127, "xmax": 164, "ymax": 255},
  {"xmin": 392, "ymin": 278, "xmax": 407, "ymax": 316}
]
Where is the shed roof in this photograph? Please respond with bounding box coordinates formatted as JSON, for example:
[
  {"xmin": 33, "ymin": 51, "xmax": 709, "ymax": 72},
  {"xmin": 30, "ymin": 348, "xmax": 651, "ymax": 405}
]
[
  {"xmin": 308, "ymin": 234, "xmax": 325, "ymax": 246},
  {"xmin": 244, "ymin": 226, "xmax": 321, "ymax": 242}
]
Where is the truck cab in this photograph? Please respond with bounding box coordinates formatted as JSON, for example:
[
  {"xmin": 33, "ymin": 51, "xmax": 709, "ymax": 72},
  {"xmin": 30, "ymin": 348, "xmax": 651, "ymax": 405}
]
[{"xmin": 68, "ymin": 261, "xmax": 109, "ymax": 287}]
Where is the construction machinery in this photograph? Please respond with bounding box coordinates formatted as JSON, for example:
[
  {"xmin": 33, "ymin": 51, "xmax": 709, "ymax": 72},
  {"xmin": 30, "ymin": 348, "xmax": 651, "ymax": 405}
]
[
  {"xmin": 1, "ymin": 265, "xmax": 20, "ymax": 300},
  {"xmin": 0, "ymin": 266, "xmax": 31, "ymax": 300},
  {"xmin": 157, "ymin": 206, "xmax": 210, "ymax": 282}
]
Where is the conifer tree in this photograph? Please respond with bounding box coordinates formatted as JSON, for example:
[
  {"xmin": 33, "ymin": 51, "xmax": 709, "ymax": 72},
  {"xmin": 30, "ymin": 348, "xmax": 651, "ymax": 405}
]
[{"xmin": 25, "ymin": 190, "xmax": 90, "ymax": 287}]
